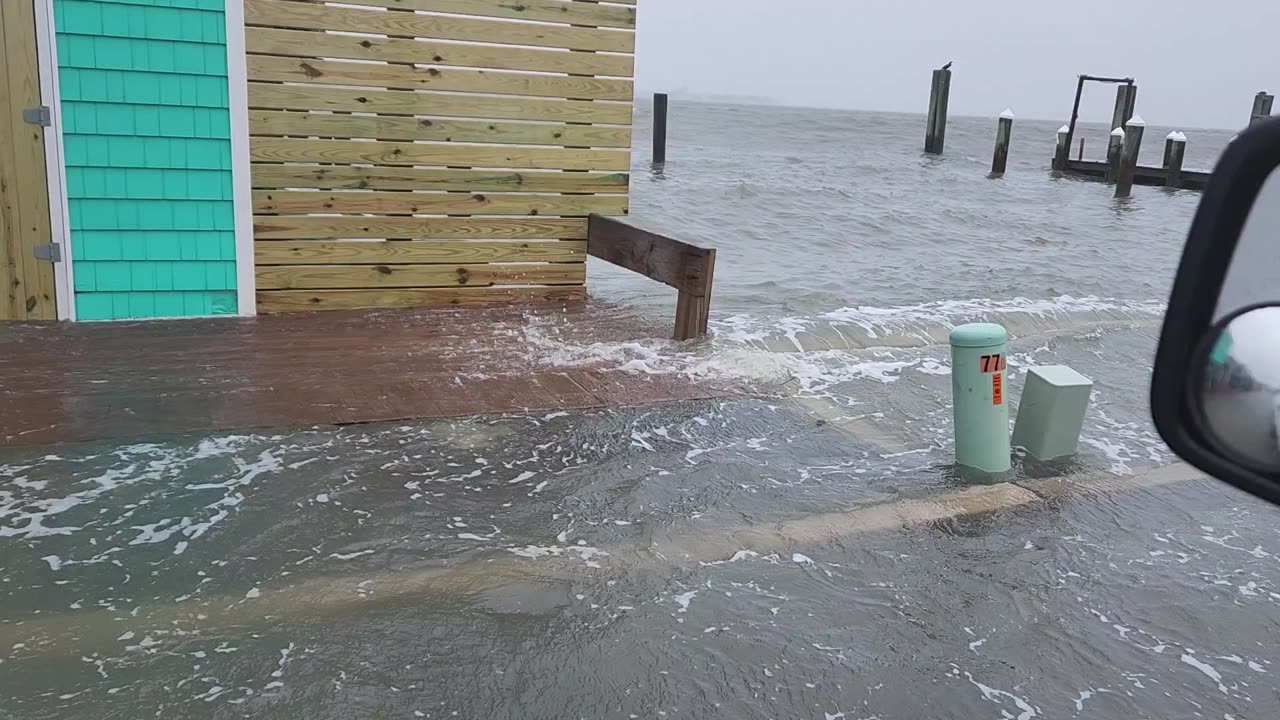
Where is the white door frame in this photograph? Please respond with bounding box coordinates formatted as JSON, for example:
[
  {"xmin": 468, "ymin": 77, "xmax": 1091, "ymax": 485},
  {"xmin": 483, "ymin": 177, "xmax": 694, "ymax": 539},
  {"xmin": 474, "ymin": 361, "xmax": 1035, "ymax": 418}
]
[
  {"xmin": 29, "ymin": 0, "xmax": 257, "ymax": 321},
  {"xmin": 225, "ymin": 0, "xmax": 256, "ymax": 316},
  {"xmin": 32, "ymin": 0, "xmax": 75, "ymax": 320}
]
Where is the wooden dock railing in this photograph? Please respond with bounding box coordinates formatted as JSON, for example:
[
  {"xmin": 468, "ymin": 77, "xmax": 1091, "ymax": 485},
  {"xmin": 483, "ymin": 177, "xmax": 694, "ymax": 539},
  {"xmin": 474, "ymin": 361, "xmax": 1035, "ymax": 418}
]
[{"xmin": 587, "ymin": 215, "xmax": 716, "ymax": 341}]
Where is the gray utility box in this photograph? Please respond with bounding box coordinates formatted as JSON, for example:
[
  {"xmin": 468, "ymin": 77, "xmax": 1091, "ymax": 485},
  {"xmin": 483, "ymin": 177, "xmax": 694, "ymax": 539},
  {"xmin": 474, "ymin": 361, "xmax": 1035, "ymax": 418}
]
[{"xmin": 1011, "ymin": 365, "xmax": 1094, "ymax": 461}]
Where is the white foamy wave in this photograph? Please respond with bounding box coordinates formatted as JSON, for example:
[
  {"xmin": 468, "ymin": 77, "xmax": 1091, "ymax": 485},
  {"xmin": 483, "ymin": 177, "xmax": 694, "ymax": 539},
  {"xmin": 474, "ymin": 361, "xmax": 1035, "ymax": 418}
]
[
  {"xmin": 521, "ymin": 317, "xmax": 933, "ymax": 393},
  {"xmin": 716, "ymin": 295, "xmax": 1165, "ymax": 352},
  {"xmin": 520, "ymin": 296, "xmax": 1160, "ymax": 395},
  {"xmin": 1, "ymin": 435, "xmax": 285, "ymax": 555}
]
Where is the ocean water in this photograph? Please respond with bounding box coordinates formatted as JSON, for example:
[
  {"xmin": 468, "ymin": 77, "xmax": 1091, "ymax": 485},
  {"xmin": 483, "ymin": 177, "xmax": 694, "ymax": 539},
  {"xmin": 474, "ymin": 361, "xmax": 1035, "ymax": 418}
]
[
  {"xmin": 562, "ymin": 101, "xmax": 1237, "ymax": 477},
  {"xmin": 7, "ymin": 104, "xmax": 1275, "ymax": 719}
]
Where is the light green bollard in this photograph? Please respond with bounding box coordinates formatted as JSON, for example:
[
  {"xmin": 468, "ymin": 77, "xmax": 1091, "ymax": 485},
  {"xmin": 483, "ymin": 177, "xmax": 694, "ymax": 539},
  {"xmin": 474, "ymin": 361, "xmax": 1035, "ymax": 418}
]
[{"xmin": 950, "ymin": 323, "xmax": 1011, "ymax": 473}]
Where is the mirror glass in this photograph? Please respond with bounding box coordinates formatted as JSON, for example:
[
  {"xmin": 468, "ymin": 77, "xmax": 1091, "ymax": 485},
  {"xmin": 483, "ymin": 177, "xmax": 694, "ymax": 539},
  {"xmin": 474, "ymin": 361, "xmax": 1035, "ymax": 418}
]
[{"xmin": 1199, "ymin": 306, "xmax": 1280, "ymax": 471}]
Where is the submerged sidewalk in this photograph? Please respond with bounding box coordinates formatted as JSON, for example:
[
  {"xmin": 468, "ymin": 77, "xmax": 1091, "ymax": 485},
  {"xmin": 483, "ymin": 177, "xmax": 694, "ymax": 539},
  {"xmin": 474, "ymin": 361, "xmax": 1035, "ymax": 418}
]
[{"xmin": 0, "ymin": 302, "xmax": 739, "ymax": 447}]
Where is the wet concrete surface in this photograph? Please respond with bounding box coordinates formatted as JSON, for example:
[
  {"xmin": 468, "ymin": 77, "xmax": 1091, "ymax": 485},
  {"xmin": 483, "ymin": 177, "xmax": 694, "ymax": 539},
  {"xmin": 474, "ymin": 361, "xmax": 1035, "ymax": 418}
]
[{"xmin": 2, "ymin": 401, "xmax": 1278, "ymax": 720}]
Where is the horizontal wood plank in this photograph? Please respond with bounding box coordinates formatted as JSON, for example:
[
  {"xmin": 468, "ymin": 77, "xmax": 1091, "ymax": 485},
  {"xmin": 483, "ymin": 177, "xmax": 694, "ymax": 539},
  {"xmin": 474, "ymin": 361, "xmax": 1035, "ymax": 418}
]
[
  {"xmin": 246, "ymin": 56, "xmax": 632, "ymax": 102},
  {"xmin": 248, "ymin": 110, "xmax": 631, "ymax": 148},
  {"xmin": 256, "ymin": 285, "xmax": 586, "ymax": 312},
  {"xmin": 248, "ymin": 83, "xmax": 633, "ymax": 125},
  {"xmin": 246, "ymin": 27, "xmax": 633, "ymax": 78},
  {"xmin": 256, "ymin": 262, "xmax": 585, "ymax": 290},
  {"xmin": 308, "ymin": 0, "xmax": 636, "ymax": 29},
  {"xmin": 254, "ymin": 190, "xmax": 627, "ymax": 216},
  {"xmin": 255, "ymin": 216, "xmax": 588, "ymax": 239},
  {"xmin": 250, "ymin": 165, "xmax": 628, "ymax": 193},
  {"xmin": 587, "ymin": 214, "xmax": 714, "ymax": 295},
  {"xmin": 244, "ymin": 0, "xmax": 634, "ymax": 53},
  {"xmin": 250, "ymin": 137, "xmax": 628, "ymax": 171},
  {"xmin": 255, "ymin": 239, "xmax": 587, "ymax": 265}
]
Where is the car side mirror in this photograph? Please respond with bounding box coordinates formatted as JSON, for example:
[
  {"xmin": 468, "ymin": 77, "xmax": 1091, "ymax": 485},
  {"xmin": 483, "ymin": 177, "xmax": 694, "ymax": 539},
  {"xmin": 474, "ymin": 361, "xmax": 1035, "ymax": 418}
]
[{"xmin": 1153, "ymin": 116, "xmax": 1280, "ymax": 504}]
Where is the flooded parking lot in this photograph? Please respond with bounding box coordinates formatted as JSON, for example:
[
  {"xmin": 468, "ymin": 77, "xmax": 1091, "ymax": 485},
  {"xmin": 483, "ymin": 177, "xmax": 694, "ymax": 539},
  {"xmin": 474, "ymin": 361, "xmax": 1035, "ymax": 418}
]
[
  {"xmin": 3, "ymin": 385, "xmax": 1279, "ymax": 719},
  {"xmin": 3, "ymin": 107, "xmax": 1271, "ymax": 719}
]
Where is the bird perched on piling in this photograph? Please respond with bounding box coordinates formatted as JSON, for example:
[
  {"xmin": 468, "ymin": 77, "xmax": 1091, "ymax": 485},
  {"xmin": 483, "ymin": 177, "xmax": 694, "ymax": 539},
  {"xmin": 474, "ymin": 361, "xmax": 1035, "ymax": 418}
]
[{"xmin": 941, "ymin": 61, "xmax": 953, "ymax": 71}]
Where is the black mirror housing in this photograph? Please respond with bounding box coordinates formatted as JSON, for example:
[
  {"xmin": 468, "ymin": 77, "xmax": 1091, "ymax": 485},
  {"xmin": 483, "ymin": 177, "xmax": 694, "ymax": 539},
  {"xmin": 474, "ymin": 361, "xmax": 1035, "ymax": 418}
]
[{"xmin": 1152, "ymin": 116, "xmax": 1280, "ymax": 504}]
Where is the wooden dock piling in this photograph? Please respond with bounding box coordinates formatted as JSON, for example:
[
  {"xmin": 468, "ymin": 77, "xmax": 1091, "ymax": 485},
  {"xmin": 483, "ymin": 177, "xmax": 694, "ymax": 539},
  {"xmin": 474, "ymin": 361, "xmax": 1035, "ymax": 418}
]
[
  {"xmin": 925, "ymin": 68, "xmax": 952, "ymax": 154},
  {"xmin": 991, "ymin": 110, "xmax": 1014, "ymax": 176},
  {"xmin": 1053, "ymin": 125, "xmax": 1070, "ymax": 172},
  {"xmin": 652, "ymin": 93, "xmax": 669, "ymax": 165},
  {"xmin": 1054, "ymin": 73, "xmax": 1208, "ymax": 191},
  {"xmin": 1108, "ymin": 84, "xmax": 1137, "ymax": 157},
  {"xmin": 1165, "ymin": 132, "xmax": 1186, "ymax": 189},
  {"xmin": 1106, "ymin": 127, "xmax": 1125, "ymax": 182},
  {"xmin": 1115, "ymin": 115, "xmax": 1146, "ymax": 198},
  {"xmin": 1250, "ymin": 91, "xmax": 1274, "ymax": 126}
]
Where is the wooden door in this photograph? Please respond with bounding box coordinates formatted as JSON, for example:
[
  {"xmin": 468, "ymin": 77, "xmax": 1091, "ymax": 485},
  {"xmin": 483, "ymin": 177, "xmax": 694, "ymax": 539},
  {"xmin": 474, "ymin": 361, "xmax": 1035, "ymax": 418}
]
[{"xmin": 0, "ymin": 0, "xmax": 56, "ymax": 320}]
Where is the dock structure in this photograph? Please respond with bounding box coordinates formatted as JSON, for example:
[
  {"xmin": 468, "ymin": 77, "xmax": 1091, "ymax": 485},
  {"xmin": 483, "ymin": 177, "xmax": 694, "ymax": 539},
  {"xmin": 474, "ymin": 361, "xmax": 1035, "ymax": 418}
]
[
  {"xmin": 1061, "ymin": 159, "xmax": 1209, "ymax": 191},
  {"xmin": 1053, "ymin": 73, "xmax": 1218, "ymax": 191}
]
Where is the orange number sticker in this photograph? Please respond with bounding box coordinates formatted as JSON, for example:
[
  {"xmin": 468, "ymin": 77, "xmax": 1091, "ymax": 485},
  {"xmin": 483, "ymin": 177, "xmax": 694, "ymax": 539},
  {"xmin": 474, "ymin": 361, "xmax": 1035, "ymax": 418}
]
[{"xmin": 992, "ymin": 373, "xmax": 1004, "ymax": 405}]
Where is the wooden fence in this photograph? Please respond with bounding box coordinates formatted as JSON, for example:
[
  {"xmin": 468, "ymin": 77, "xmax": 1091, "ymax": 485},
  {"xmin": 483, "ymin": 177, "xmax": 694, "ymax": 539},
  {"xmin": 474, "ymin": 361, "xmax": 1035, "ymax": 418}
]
[{"xmin": 244, "ymin": 0, "xmax": 635, "ymax": 312}]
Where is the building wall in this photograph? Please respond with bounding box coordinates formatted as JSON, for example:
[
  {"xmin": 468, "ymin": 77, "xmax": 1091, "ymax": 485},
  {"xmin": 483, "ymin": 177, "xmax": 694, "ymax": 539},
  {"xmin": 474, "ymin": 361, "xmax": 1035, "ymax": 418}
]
[{"xmin": 54, "ymin": 0, "xmax": 237, "ymax": 320}]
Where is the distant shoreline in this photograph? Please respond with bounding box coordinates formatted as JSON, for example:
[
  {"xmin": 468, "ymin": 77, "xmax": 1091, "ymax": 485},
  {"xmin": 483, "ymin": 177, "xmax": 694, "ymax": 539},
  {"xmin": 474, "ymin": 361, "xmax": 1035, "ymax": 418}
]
[{"xmin": 634, "ymin": 95, "xmax": 1236, "ymax": 132}]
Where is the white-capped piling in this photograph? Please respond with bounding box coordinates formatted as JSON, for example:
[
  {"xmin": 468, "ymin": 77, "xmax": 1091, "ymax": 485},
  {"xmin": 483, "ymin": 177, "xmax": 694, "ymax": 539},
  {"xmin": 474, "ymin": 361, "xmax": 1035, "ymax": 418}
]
[
  {"xmin": 990, "ymin": 110, "xmax": 1014, "ymax": 176},
  {"xmin": 1165, "ymin": 131, "xmax": 1187, "ymax": 189},
  {"xmin": 1106, "ymin": 127, "xmax": 1125, "ymax": 183},
  {"xmin": 1108, "ymin": 84, "xmax": 1138, "ymax": 156},
  {"xmin": 1115, "ymin": 114, "xmax": 1146, "ymax": 198},
  {"xmin": 1053, "ymin": 125, "xmax": 1071, "ymax": 171}
]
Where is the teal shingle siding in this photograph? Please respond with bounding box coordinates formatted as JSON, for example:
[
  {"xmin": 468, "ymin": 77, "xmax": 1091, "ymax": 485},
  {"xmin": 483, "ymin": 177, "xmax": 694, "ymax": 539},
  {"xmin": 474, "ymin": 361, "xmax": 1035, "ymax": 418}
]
[{"xmin": 55, "ymin": 0, "xmax": 236, "ymax": 320}]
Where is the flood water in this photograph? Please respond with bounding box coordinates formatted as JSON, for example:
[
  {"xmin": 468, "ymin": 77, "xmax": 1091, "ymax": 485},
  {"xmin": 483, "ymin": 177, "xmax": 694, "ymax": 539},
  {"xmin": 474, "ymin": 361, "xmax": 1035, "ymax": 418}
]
[{"xmin": 4, "ymin": 103, "xmax": 1277, "ymax": 719}]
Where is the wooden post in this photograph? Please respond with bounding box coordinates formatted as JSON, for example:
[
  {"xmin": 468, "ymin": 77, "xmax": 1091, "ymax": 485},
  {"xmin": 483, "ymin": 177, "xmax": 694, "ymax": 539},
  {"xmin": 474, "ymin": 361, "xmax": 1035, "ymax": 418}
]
[
  {"xmin": 1166, "ymin": 131, "xmax": 1186, "ymax": 189},
  {"xmin": 925, "ymin": 68, "xmax": 952, "ymax": 154},
  {"xmin": 1061, "ymin": 75, "xmax": 1086, "ymax": 171},
  {"xmin": 1123, "ymin": 84, "xmax": 1138, "ymax": 124},
  {"xmin": 1106, "ymin": 127, "xmax": 1124, "ymax": 182},
  {"xmin": 1054, "ymin": 125, "xmax": 1070, "ymax": 171},
  {"xmin": 1163, "ymin": 134, "xmax": 1174, "ymax": 168},
  {"xmin": 1250, "ymin": 91, "xmax": 1274, "ymax": 126},
  {"xmin": 990, "ymin": 110, "xmax": 1014, "ymax": 176},
  {"xmin": 652, "ymin": 92, "xmax": 668, "ymax": 165},
  {"xmin": 674, "ymin": 249, "xmax": 715, "ymax": 341},
  {"xmin": 1115, "ymin": 115, "xmax": 1146, "ymax": 198},
  {"xmin": 1108, "ymin": 83, "xmax": 1137, "ymax": 158},
  {"xmin": 586, "ymin": 215, "xmax": 716, "ymax": 341}
]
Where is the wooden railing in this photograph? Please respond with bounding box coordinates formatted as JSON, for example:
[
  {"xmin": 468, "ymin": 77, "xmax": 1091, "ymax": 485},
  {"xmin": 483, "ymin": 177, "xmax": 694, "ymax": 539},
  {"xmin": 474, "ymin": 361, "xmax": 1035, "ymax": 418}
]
[{"xmin": 587, "ymin": 215, "xmax": 716, "ymax": 340}]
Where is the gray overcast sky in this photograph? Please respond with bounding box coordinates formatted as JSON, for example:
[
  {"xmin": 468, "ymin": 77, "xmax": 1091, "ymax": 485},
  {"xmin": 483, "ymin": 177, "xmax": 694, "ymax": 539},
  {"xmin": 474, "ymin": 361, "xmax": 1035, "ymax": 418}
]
[{"xmin": 633, "ymin": 0, "xmax": 1278, "ymax": 130}]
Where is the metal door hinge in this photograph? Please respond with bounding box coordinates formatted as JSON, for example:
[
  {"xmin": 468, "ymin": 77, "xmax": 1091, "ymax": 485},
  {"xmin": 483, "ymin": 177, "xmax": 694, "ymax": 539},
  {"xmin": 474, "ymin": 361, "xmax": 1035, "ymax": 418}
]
[
  {"xmin": 23, "ymin": 106, "xmax": 51, "ymax": 127},
  {"xmin": 33, "ymin": 243, "xmax": 61, "ymax": 263}
]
